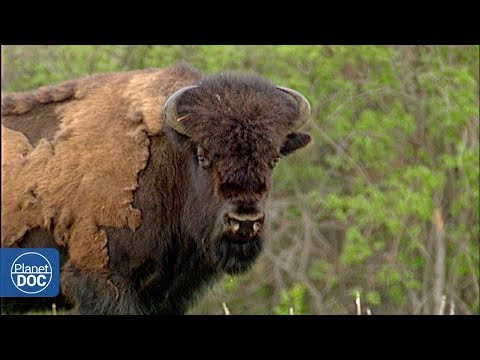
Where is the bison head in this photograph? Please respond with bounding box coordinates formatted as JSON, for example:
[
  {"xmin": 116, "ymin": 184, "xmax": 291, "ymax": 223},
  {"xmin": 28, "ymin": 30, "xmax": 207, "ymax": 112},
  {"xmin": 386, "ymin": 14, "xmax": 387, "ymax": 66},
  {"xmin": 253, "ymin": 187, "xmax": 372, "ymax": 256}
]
[{"xmin": 163, "ymin": 73, "xmax": 311, "ymax": 274}]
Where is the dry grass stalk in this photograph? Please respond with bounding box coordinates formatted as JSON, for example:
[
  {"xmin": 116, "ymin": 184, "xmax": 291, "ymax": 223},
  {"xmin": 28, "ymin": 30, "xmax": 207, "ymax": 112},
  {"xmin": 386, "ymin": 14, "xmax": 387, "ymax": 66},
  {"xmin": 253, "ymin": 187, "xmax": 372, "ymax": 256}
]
[
  {"xmin": 222, "ymin": 302, "xmax": 231, "ymax": 315},
  {"xmin": 355, "ymin": 292, "xmax": 362, "ymax": 315},
  {"xmin": 438, "ymin": 294, "xmax": 447, "ymax": 315},
  {"xmin": 449, "ymin": 300, "xmax": 455, "ymax": 315}
]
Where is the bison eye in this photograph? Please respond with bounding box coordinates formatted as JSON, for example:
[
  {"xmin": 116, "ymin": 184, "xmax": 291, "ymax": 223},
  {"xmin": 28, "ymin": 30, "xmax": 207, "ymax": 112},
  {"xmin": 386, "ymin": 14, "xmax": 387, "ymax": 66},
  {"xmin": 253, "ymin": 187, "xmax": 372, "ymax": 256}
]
[
  {"xmin": 197, "ymin": 155, "xmax": 210, "ymax": 168},
  {"xmin": 270, "ymin": 156, "xmax": 280, "ymax": 168},
  {"xmin": 196, "ymin": 146, "xmax": 211, "ymax": 168}
]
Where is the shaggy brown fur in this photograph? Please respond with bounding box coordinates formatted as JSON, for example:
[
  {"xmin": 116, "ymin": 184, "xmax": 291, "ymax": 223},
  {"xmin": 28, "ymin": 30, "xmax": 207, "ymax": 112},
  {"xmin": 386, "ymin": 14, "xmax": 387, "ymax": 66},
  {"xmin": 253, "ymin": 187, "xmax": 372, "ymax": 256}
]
[
  {"xmin": 2, "ymin": 65, "xmax": 201, "ymax": 273},
  {"xmin": 176, "ymin": 74, "xmax": 300, "ymax": 202},
  {"xmin": 2, "ymin": 66, "xmax": 311, "ymax": 314}
]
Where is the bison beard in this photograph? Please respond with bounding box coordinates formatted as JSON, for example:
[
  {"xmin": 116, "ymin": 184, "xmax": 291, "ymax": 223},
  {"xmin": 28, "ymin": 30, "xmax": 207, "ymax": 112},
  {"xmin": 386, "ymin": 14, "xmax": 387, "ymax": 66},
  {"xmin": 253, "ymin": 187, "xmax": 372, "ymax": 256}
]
[{"xmin": 215, "ymin": 235, "xmax": 263, "ymax": 274}]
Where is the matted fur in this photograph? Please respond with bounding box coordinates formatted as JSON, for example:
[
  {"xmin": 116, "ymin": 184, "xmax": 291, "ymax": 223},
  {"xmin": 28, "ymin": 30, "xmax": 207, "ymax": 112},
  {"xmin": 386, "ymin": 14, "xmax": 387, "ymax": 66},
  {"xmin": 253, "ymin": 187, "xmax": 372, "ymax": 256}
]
[
  {"xmin": 1, "ymin": 65, "xmax": 201, "ymax": 272},
  {"xmin": 2, "ymin": 66, "xmax": 311, "ymax": 314}
]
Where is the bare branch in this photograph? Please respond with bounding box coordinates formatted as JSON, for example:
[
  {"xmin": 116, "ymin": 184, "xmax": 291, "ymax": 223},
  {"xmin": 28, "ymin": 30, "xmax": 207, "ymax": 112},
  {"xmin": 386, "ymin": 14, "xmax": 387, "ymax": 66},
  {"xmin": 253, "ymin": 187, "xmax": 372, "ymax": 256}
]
[
  {"xmin": 309, "ymin": 121, "xmax": 372, "ymax": 185},
  {"xmin": 433, "ymin": 208, "xmax": 446, "ymax": 315}
]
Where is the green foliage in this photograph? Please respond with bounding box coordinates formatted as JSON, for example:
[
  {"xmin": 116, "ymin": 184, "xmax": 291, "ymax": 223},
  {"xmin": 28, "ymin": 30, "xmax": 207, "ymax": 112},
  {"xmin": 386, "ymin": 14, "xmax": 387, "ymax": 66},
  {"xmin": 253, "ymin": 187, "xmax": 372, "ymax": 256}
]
[
  {"xmin": 223, "ymin": 276, "xmax": 237, "ymax": 293},
  {"xmin": 3, "ymin": 45, "xmax": 478, "ymax": 315},
  {"xmin": 341, "ymin": 227, "xmax": 373, "ymax": 265},
  {"xmin": 366, "ymin": 291, "xmax": 382, "ymax": 307},
  {"xmin": 274, "ymin": 283, "xmax": 307, "ymax": 315}
]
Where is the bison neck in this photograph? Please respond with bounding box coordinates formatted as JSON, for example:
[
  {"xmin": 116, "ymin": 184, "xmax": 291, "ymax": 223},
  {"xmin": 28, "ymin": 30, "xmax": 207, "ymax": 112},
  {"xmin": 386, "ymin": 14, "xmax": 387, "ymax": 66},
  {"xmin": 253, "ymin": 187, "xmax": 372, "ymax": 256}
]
[{"xmin": 104, "ymin": 134, "xmax": 219, "ymax": 314}]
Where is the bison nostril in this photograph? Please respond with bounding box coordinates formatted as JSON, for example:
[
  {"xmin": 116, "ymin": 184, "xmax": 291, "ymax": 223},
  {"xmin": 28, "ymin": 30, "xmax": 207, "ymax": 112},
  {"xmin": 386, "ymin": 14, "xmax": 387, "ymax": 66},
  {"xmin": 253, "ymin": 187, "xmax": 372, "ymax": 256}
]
[
  {"xmin": 225, "ymin": 212, "xmax": 264, "ymax": 237},
  {"xmin": 230, "ymin": 221, "xmax": 240, "ymax": 233}
]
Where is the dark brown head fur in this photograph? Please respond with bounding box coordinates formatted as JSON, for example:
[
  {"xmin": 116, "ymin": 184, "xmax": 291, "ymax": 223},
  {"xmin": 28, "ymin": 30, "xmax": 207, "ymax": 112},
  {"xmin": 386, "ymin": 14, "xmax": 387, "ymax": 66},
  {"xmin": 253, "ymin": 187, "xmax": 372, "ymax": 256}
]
[
  {"xmin": 163, "ymin": 73, "xmax": 311, "ymax": 275},
  {"xmin": 178, "ymin": 74, "xmax": 298, "ymax": 197}
]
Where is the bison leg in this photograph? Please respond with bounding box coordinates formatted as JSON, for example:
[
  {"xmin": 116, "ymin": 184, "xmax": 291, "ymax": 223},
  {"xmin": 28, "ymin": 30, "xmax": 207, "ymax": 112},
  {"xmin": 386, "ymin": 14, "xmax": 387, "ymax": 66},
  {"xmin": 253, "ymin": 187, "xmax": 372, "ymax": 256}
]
[{"xmin": 61, "ymin": 261, "xmax": 144, "ymax": 315}]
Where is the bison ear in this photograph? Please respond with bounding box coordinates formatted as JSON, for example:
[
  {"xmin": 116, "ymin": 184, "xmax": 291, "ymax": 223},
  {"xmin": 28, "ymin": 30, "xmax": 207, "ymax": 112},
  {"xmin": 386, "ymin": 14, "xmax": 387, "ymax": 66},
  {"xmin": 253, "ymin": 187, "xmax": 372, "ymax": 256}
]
[{"xmin": 280, "ymin": 132, "xmax": 311, "ymax": 156}]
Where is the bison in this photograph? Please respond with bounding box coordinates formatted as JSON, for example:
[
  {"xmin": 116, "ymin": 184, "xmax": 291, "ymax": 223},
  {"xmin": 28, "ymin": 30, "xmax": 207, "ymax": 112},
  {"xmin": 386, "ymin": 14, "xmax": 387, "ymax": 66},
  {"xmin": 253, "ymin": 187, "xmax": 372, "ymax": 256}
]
[{"xmin": 1, "ymin": 64, "xmax": 311, "ymax": 314}]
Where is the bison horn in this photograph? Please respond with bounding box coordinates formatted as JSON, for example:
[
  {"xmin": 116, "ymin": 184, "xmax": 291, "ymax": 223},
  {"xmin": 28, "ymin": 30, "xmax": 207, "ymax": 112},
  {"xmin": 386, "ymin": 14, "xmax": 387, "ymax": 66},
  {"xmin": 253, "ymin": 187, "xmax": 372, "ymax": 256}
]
[
  {"xmin": 276, "ymin": 86, "xmax": 311, "ymax": 131},
  {"xmin": 164, "ymin": 85, "xmax": 198, "ymax": 136}
]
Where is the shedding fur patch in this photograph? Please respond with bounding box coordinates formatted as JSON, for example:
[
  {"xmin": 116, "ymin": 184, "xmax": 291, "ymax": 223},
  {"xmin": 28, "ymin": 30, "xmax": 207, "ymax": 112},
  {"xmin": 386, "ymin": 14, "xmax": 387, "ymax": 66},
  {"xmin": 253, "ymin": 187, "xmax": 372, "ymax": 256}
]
[{"xmin": 1, "ymin": 65, "xmax": 201, "ymax": 272}]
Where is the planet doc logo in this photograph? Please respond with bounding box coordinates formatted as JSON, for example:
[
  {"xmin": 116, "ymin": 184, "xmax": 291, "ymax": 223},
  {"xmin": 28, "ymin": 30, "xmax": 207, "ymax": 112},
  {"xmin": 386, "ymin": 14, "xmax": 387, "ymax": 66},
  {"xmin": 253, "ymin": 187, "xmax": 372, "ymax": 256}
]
[
  {"xmin": 11, "ymin": 252, "xmax": 53, "ymax": 294},
  {"xmin": 0, "ymin": 248, "xmax": 59, "ymax": 297}
]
